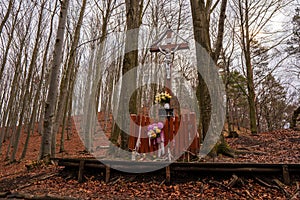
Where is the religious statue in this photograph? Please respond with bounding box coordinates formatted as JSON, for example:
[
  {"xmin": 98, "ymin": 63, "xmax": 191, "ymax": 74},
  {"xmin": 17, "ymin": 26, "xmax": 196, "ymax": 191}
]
[{"xmin": 158, "ymin": 45, "xmax": 179, "ymax": 80}]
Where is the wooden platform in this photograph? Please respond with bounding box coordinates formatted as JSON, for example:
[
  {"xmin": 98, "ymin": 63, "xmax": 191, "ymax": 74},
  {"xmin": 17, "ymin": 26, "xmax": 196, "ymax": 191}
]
[{"xmin": 52, "ymin": 157, "xmax": 300, "ymax": 184}]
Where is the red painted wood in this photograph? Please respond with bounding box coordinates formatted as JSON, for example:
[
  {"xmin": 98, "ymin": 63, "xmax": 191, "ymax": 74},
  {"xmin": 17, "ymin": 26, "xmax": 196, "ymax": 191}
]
[
  {"xmin": 128, "ymin": 113, "xmax": 199, "ymax": 156},
  {"xmin": 128, "ymin": 114, "xmax": 137, "ymax": 150}
]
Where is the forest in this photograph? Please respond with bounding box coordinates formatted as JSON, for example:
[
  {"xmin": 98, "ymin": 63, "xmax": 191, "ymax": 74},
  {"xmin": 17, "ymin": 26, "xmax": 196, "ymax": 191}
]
[{"xmin": 0, "ymin": 0, "xmax": 300, "ymax": 199}]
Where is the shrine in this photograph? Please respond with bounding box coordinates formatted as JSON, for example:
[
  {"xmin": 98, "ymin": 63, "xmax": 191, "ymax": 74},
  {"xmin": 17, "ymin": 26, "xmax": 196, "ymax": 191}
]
[{"xmin": 128, "ymin": 29, "xmax": 200, "ymax": 161}]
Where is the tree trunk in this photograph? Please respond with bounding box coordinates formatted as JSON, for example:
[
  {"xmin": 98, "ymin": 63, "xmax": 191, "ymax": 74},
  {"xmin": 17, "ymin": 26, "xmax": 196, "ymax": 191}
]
[
  {"xmin": 51, "ymin": 0, "xmax": 86, "ymax": 157},
  {"xmin": 40, "ymin": 0, "xmax": 69, "ymax": 161},
  {"xmin": 84, "ymin": 4, "xmax": 113, "ymax": 152},
  {"xmin": 111, "ymin": 0, "xmax": 143, "ymax": 150},
  {"xmin": 190, "ymin": 0, "xmax": 212, "ymax": 140},
  {"xmin": 0, "ymin": 0, "xmax": 14, "ymax": 37},
  {"xmin": 21, "ymin": 1, "xmax": 50, "ymax": 160},
  {"xmin": 190, "ymin": 0, "xmax": 229, "ymax": 157},
  {"xmin": 238, "ymin": 0, "xmax": 258, "ymax": 135},
  {"xmin": 190, "ymin": 0, "xmax": 227, "ymax": 138},
  {"xmin": 291, "ymin": 106, "xmax": 300, "ymax": 129},
  {"xmin": 0, "ymin": 0, "xmax": 22, "ymax": 88},
  {"xmin": 6, "ymin": 5, "xmax": 33, "ymax": 162},
  {"xmin": 0, "ymin": 65, "xmax": 21, "ymax": 155}
]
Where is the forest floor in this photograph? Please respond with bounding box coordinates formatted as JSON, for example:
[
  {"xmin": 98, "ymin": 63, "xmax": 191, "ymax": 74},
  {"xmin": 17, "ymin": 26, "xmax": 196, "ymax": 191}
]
[{"xmin": 0, "ymin": 115, "xmax": 300, "ymax": 199}]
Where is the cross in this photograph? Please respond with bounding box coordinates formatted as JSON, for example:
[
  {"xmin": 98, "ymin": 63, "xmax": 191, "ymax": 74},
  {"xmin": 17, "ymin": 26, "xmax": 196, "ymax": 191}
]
[
  {"xmin": 150, "ymin": 29, "xmax": 189, "ymax": 52},
  {"xmin": 150, "ymin": 29, "xmax": 189, "ymax": 94},
  {"xmin": 149, "ymin": 29, "xmax": 189, "ymax": 161}
]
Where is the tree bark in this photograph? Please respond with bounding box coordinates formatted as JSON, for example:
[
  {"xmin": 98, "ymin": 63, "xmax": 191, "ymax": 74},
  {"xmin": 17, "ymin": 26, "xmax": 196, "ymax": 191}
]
[
  {"xmin": 0, "ymin": 0, "xmax": 16, "ymax": 80},
  {"xmin": 190, "ymin": 0, "xmax": 212, "ymax": 141},
  {"xmin": 40, "ymin": 0, "xmax": 69, "ymax": 161},
  {"xmin": 291, "ymin": 106, "xmax": 300, "ymax": 129},
  {"xmin": 238, "ymin": 0, "xmax": 258, "ymax": 135},
  {"xmin": 0, "ymin": 0, "xmax": 14, "ymax": 37},
  {"xmin": 51, "ymin": 0, "xmax": 86, "ymax": 157},
  {"xmin": 111, "ymin": 0, "xmax": 143, "ymax": 150},
  {"xmin": 21, "ymin": 0, "xmax": 51, "ymax": 160},
  {"xmin": 83, "ymin": 0, "xmax": 115, "ymax": 152},
  {"xmin": 190, "ymin": 0, "xmax": 227, "ymax": 139}
]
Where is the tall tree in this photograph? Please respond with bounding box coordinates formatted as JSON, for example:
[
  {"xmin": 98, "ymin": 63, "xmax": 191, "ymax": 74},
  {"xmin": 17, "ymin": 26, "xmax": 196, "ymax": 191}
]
[
  {"xmin": 51, "ymin": 0, "xmax": 87, "ymax": 157},
  {"xmin": 83, "ymin": 0, "xmax": 116, "ymax": 152},
  {"xmin": 0, "ymin": 0, "xmax": 23, "ymax": 154},
  {"xmin": 189, "ymin": 0, "xmax": 228, "ymax": 139},
  {"xmin": 237, "ymin": 0, "xmax": 257, "ymax": 135},
  {"xmin": 260, "ymin": 75, "xmax": 287, "ymax": 131},
  {"xmin": 10, "ymin": 1, "xmax": 45, "ymax": 162},
  {"xmin": 0, "ymin": 0, "xmax": 14, "ymax": 37},
  {"xmin": 110, "ymin": 0, "xmax": 144, "ymax": 150},
  {"xmin": 234, "ymin": 0, "xmax": 289, "ymax": 134},
  {"xmin": 289, "ymin": 8, "xmax": 300, "ymax": 129},
  {"xmin": 40, "ymin": 0, "xmax": 69, "ymax": 161}
]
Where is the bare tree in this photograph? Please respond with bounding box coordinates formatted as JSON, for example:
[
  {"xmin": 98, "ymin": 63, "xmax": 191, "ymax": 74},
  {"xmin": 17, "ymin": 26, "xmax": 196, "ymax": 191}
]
[
  {"xmin": 51, "ymin": 0, "xmax": 87, "ymax": 157},
  {"xmin": 83, "ymin": 0, "xmax": 117, "ymax": 152},
  {"xmin": 10, "ymin": 1, "xmax": 45, "ymax": 162},
  {"xmin": 0, "ymin": 0, "xmax": 23, "ymax": 154},
  {"xmin": 21, "ymin": 0, "xmax": 55, "ymax": 160},
  {"xmin": 0, "ymin": 0, "xmax": 14, "ymax": 37},
  {"xmin": 190, "ymin": 0, "xmax": 228, "ymax": 138},
  {"xmin": 40, "ymin": 0, "xmax": 69, "ymax": 161},
  {"xmin": 110, "ymin": 0, "xmax": 144, "ymax": 150},
  {"xmin": 232, "ymin": 0, "xmax": 291, "ymax": 134}
]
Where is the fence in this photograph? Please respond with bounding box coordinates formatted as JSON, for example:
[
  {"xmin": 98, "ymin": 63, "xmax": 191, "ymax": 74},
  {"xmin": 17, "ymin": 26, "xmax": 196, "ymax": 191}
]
[{"xmin": 128, "ymin": 113, "xmax": 200, "ymax": 158}]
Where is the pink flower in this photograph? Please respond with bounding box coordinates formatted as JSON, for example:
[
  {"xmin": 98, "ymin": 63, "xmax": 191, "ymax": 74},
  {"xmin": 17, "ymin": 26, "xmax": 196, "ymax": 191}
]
[{"xmin": 157, "ymin": 122, "xmax": 164, "ymax": 129}]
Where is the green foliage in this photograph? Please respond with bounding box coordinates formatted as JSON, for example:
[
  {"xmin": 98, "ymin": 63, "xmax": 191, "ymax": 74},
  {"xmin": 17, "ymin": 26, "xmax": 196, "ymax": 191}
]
[
  {"xmin": 225, "ymin": 70, "xmax": 249, "ymax": 129},
  {"xmin": 258, "ymin": 74, "xmax": 288, "ymax": 131}
]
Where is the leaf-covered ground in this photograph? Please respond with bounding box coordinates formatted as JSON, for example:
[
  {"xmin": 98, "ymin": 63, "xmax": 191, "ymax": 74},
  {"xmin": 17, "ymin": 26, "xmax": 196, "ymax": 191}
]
[
  {"xmin": 212, "ymin": 129, "xmax": 300, "ymax": 163},
  {"xmin": 0, "ymin": 164, "xmax": 299, "ymax": 200},
  {"xmin": 1, "ymin": 115, "xmax": 300, "ymax": 199}
]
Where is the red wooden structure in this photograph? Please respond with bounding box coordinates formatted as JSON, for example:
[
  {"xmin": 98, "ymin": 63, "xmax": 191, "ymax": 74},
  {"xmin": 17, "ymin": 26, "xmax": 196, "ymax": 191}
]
[{"xmin": 128, "ymin": 113, "xmax": 200, "ymax": 158}]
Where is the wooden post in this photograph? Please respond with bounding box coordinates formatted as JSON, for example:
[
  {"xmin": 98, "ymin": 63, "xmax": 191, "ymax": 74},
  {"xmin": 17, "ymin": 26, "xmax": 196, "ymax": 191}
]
[
  {"xmin": 166, "ymin": 166, "xmax": 171, "ymax": 184},
  {"xmin": 105, "ymin": 165, "xmax": 111, "ymax": 183},
  {"xmin": 282, "ymin": 165, "xmax": 290, "ymax": 185},
  {"xmin": 78, "ymin": 160, "xmax": 85, "ymax": 182}
]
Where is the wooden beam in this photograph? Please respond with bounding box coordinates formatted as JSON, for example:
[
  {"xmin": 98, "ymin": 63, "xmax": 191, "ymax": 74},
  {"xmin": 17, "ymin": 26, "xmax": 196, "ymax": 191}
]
[
  {"xmin": 150, "ymin": 43, "xmax": 189, "ymax": 52},
  {"xmin": 78, "ymin": 160, "xmax": 85, "ymax": 182},
  {"xmin": 105, "ymin": 165, "xmax": 111, "ymax": 183}
]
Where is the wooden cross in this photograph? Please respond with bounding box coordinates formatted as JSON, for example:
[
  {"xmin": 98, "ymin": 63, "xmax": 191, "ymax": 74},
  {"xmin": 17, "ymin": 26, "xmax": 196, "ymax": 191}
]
[
  {"xmin": 150, "ymin": 29, "xmax": 189, "ymax": 53},
  {"xmin": 150, "ymin": 29, "xmax": 189, "ymax": 93}
]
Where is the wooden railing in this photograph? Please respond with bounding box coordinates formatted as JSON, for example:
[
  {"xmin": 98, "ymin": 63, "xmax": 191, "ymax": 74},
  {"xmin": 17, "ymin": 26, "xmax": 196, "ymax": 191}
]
[{"xmin": 128, "ymin": 113, "xmax": 200, "ymax": 156}]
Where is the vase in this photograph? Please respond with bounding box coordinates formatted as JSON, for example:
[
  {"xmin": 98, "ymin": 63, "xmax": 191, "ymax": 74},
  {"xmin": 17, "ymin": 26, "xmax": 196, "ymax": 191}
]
[{"xmin": 164, "ymin": 103, "xmax": 170, "ymax": 109}]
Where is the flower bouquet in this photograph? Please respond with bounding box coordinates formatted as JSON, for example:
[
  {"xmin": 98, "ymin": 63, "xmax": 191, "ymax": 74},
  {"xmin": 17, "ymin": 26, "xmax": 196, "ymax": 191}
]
[
  {"xmin": 154, "ymin": 91, "xmax": 172, "ymax": 105},
  {"xmin": 147, "ymin": 122, "xmax": 163, "ymax": 139},
  {"xmin": 155, "ymin": 91, "xmax": 172, "ymax": 110},
  {"xmin": 147, "ymin": 122, "xmax": 165, "ymax": 157}
]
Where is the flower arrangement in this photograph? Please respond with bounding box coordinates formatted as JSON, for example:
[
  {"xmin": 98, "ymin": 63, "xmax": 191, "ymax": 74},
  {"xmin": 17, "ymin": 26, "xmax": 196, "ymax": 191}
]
[
  {"xmin": 154, "ymin": 91, "xmax": 172, "ymax": 105},
  {"xmin": 147, "ymin": 122, "xmax": 165, "ymax": 158},
  {"xmin": 147, "ymin": 122, "xmax": 164, "ymax": 139}
]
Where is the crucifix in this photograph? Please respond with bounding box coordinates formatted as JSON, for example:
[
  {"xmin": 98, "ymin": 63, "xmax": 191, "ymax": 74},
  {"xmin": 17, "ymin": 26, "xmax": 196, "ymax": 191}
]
[
  {"xmin": 150, "ymin": 29, "xmax": 189, "ymax": 94},
  {"xmin": 150, "ymin": 29, "xmax": 189, "ymax": 161}
]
